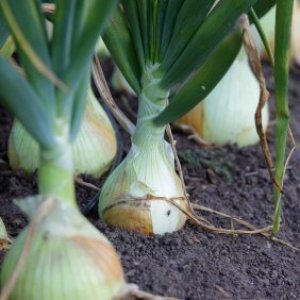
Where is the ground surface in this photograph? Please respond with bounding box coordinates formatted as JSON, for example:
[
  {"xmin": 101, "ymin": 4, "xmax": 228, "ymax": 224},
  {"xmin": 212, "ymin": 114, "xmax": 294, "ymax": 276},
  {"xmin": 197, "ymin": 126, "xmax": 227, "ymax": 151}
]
[{"xmin": 0, "ymin": 63, "xmax": 299, "ymax": 299}]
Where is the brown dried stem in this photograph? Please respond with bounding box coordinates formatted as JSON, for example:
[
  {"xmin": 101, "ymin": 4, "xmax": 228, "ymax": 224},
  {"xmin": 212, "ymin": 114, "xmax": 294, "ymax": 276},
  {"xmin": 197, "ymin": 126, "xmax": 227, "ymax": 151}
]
[
  {"xmin": 92, "ymin": 56, "xmax": 135, "ymax": 135},
  {"xmin": 241, "ymin": 15, "xmax": 283, "ymax": 193}
]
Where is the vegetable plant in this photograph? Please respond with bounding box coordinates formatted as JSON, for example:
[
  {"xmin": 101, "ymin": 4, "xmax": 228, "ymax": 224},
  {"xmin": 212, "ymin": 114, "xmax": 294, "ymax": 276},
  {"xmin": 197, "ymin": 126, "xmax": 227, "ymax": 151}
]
[
  {"xmin": 98, "ymin": 0, "xmax": 269, "ymax": 235},
  {"xmin": 156, "ymin": 0, "xmax": 294, "ymax": 234},
  {"xmin": 5, "ymin": 17, "xmax": 117, "ymax": 179},
  {"xmin": 0, "ymin": 1, "xmax": 126, "ymax": 299}
]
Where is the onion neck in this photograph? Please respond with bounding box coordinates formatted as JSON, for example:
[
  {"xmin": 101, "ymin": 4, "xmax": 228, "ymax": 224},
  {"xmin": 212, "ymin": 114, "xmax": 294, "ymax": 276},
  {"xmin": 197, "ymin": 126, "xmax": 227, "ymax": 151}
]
[
  {"xmin": 38, "ymin": 118, "xmax": 77, "ymax": 208},
  {"xmin": 132, "ymin": 65, "xmax": 169, "ymax": 148}
]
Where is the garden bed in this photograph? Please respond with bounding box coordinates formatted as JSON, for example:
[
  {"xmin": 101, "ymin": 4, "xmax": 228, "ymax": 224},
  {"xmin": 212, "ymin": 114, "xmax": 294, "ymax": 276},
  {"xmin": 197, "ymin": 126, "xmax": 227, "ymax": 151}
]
[{"xmin": 0, "ymin": 63, "xmax": 299, "ymax": 299}]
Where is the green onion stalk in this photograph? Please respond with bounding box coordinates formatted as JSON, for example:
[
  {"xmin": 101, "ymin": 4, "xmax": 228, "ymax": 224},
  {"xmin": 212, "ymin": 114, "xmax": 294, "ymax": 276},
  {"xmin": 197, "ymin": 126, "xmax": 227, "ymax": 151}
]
[
  {"xmin": 99, "ymin": 0, "xmax": 259, "ymax": 235},
  {"xmin": 0, "ymin": 1, "xmax": 126, "ymax": 299}
]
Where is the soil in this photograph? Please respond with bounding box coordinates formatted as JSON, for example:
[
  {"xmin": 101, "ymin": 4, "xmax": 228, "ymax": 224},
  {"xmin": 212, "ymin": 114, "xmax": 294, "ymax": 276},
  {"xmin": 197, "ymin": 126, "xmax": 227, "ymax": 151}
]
[{"xmin": 0, "ymin": 62, "xmax": 300, "ymax": 300}]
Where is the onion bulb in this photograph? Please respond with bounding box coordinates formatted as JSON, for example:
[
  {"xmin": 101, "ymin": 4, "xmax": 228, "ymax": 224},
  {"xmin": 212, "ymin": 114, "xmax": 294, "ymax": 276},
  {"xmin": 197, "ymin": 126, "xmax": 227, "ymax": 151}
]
[
  {"xmin": 1, "ymin": 197, "xmax": 125, "ymax": 300},
  {"xmin": 178, "ymin": 46, "xmax": 269, "ymax": 147},
  {"xmin": 8, "ymin": 88, "xmax": 117, "ymax": 178},
  {"xmin": 99, "ymin": 66, "xmax": 188, "ymax": 235},
  {"xmin": 99, "ymin": 138, "xmax": 187, "ymax": 235}
]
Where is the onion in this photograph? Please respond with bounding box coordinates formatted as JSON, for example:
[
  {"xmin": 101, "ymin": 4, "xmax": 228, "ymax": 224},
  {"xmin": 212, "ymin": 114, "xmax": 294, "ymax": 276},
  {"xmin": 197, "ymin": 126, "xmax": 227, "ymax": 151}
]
[
  {"xmin": 1, "ymin": 198, "xmax": 125, "ymax": 300},
  {"xmin": 99, "ymin": 65, "xmax": 188, "ymax": 235},
  {"xmin": 179, "ymin": 46, "xmax": 269, "ymax": 147},
  {"xmin": 8, "ymin": 88, "xmax": 117, "ymax": 178}
]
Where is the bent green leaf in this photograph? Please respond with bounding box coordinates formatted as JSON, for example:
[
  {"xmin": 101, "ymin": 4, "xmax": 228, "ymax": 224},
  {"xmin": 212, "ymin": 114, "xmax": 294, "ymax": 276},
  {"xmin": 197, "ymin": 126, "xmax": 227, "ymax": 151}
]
[{"xmin": 155, "ymin": 31, "xmax": 243, "ymax": 125}]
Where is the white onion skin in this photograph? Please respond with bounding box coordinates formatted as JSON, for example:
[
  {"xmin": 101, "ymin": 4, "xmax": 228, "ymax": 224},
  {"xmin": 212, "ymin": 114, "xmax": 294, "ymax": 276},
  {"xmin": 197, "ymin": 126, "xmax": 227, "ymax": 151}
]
[{"xmin": 179, "ymin": 47, "xmax": 269, "ymax": 147}]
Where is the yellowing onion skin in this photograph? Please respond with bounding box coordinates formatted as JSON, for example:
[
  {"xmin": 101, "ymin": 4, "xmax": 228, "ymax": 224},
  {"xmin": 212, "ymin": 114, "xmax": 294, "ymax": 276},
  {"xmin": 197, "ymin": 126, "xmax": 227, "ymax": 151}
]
[
  {"xmin": 103, "ymin": 200, "xmax": 154, "ymax": 235},
  {"xmin": 1, "ymin": 200, "xmax": 125, "ymax": 300},
  {"xmin": 8, "ymin": 89, "xmax": 117, "ymax": 178},
  {"xmin": 100, "ymin": 144, "xmax": 188, "ymax": 235},
  {"xmin": 179, "ymin": 47, "xmax": 269, "ymax": 147}
]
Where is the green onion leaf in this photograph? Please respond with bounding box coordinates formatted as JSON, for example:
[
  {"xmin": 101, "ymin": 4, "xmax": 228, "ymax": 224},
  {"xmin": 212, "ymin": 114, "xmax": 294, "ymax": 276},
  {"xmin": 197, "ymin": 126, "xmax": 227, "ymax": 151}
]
[
  {"xmin": 0, "ymin": 0, "xmax": 55, "ymax": 111},
  {"xmin": 273, "ymin": 0, "xmax": 294, "ymax": 233},
  {"xmin": 70, "ymin": 69, "xmax": 90, "ymax": 141},
  {"xmin": 136, "ymin": 0, "xmax": 149, "ymax": 62},
  {"xmin": 121, "ymin": 0, "xmax": 145, "ymax": 68},
  {"xmin": 103, "ymin": 7, "xmax": 141, "ymax": 94},
  {"xmin": 155, "ymin": 31, "xmax": 243, "ymax": 125},
  {"xmin": 51, "ymin": 0, "xmax": 76, "ymax": 77},
  {"xmin": 0, "ymin": 57, "xmax": 54, "ymax": 149},
  {"xmin": 161, "ymin": 0, "xmax": 257, "ymax": 88},
  {"xmin": 0, "ymin": 9, "xmax": 9, "ymax": 48},
  {"xmin": 55, "ymin": 0, "xmax": 118, "ymax": 124},
  {"xmin": 251, "ymin": 0, "xmax": 276, "ymax": 19},
  {"xmin": 159, "ymin": 0, "xmax": 183, "ymax": 58},
  {"xmin": 162, "ymin": 0, "xmax": 215, "ymax": 67}
]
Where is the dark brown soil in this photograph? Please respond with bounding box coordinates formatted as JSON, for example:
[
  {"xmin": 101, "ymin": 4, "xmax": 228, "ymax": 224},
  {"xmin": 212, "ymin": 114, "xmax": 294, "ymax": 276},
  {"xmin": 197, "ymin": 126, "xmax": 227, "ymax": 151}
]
[{"xmin": 0, "ymin": 63, "xmax": 300, "ymax": 299}]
